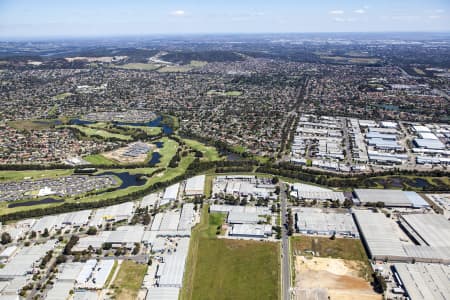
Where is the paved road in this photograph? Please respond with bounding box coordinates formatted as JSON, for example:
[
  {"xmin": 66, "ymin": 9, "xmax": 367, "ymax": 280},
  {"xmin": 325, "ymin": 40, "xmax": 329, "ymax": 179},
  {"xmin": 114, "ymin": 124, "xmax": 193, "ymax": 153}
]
[{"xmin": 280, "ymin": 183, "xmax": 291, "ymax": 300}]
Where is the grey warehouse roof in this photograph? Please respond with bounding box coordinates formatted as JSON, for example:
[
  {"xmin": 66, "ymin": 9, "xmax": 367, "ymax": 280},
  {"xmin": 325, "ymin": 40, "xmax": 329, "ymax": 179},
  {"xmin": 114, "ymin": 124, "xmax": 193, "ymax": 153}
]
[
  {"xmin": 394, "ymin": 263, "xmax": 450, "ymax": 300},
  {"xmin": 352, "ymin": 210, "xmax": 407, "ymax": 259},
  {"xmin": 354, "ymin": 189, "xmax": 425, "ymax": 207}
]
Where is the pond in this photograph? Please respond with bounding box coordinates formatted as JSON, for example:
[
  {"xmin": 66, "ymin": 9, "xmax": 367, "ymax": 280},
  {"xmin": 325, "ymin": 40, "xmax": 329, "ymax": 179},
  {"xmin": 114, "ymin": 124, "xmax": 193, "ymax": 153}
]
[
  {"xmin": 70, "ymin": 116, "xmax": 173, "ymax": 135},
  {"xmin": 115, "ymin": 116, "xmax": 173, "ymax": 135},
  {"xmin": 96, "ymin": 172, "xmax": 147, "ymax": 189},
  {"xmin": 218, "ymin": 149, "xmax": 243, "ymax": 161},
  {"xmin": 69, "ymin": 119, "xmax": 96, "ymax": 125},
  {"xmin": 409, "ymin": 178, "xmax": 430, "ymax": 188},
  {"xmin": 148, "ymin": 152, "xmax": 161, "ymax": 166},
  {"xmin": 8, "ymin": 198, "xmax": 64, "ymax": 208}
]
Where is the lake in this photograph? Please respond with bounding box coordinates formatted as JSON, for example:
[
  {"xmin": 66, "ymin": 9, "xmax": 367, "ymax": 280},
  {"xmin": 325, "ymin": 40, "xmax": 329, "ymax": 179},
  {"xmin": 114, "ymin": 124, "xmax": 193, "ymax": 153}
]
[{"xmin": 95, "ymin": 172, "xmax": 147, "ymax": 189}]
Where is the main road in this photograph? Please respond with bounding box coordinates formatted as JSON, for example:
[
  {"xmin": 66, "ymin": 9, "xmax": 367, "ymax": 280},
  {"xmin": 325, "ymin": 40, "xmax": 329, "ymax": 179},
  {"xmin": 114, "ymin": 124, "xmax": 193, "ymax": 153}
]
[{"xmin": 280, "ymin": 182, "xmax": 291, "ymax": 300}]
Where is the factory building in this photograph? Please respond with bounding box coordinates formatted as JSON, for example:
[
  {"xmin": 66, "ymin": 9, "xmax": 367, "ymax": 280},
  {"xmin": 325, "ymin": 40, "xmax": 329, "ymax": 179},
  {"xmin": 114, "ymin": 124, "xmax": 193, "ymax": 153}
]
[
  {"xmin": 161, "ymin": 183, "xmax": 180, "ymax": 206},
  {"xmin": 295, "ymin": 208, "xmax": 359, "ymax": 237},
  {"xmin": 352, "ymin": 210, "xmax": 409, "ymax": 261},
  {"xmin": 393, "ymin": 263, "xmax": 450, "ymax": 300},
  {"xmin": 157, "ymin": 238, "xmax": 189, "ymax": 288},
  {"xmin": 353, "ymin": 210, "xmax": 450, "ymax": 263},
  {"xmin": 229, "ymin": 224, "xmax": 272, "ymax": 238},
  {"xmin": 146, "ymin": 287, "xmax": 180, "ymax": 300},
  {"xmin": 184, "ymin": 175, "xmax": 205, "ymax": 197},
  {"xmin": 353, "ymin": 189, "xmax": 429, "ymax": 208}
]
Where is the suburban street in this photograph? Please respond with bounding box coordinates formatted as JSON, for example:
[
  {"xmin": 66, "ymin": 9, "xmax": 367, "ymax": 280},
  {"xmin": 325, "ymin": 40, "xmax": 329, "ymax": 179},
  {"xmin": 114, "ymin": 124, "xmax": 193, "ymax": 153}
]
[{"xmin": 280, "ymin": 183, "xmax": 291, "ymax": 300}]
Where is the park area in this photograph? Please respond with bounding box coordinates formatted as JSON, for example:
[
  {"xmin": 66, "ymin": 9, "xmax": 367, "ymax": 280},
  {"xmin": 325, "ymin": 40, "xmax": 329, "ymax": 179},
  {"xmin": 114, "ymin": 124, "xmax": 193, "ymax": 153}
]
[
  {"xmin": 181, "ymin": 207, "xmax": 280, "ymax": 300},
  {"xmin": 291, "ymin": 236, "xmax": 380, "ymax": 300}
]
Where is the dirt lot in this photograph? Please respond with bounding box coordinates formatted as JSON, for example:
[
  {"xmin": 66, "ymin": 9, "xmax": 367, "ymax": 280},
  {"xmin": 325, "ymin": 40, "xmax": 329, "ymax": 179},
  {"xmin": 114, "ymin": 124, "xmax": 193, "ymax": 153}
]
[{"xmin": 294, "ymin": 256, "xmax": 382, "ymax": 300}]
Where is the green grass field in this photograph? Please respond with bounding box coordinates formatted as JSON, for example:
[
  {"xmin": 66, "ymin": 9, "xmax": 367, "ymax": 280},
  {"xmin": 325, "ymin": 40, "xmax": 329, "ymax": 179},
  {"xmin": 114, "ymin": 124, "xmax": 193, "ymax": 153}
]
[
  {"xmin": 7, "ymin": 119, "xmax": 58, "ymax": 131},
  {"xmin": 291, "ymin": 236, "xmax": 367, "ymax": 261},
  {"xmin": 207, "ymin": 90, "xmax": 242, "ymax": 97},
  {"xmin": 120, "ymin": 125, "xmax": 162, "ymax": 136},
  {"xmin": 83, "ymin": 154, "xmax": 117, "ymax": 165},
  {"xmin": 63, "ymin": 125, "xmax": 132, "ymax": 141},
  {"xmin": 183, "ymin": 138, "xmax": 221, "ymax": 162},
  {"xmin": 181, "ymin": 206, "xmax": 280, "ymax": 300},
  {"xmin": 158, "ymin": 60, "xmax": 207, "ymax": 73},
  {"xmin": 112, "ymin": 260, "xmax": 147, "ymax": 300},
  {"xmin": 0, "ymin": 169, "xmax": 73, "ymax": 181},
  {"xmin": 156, "ymin": 137, "xmax": 179, "ymax": 167},
  {"xmin": 53, "ymin": 92, "xmax": 72, "ymax": 100},
  {"xmin": 114, "ymin": 63, "xmax": 161, "ymax": 70}
]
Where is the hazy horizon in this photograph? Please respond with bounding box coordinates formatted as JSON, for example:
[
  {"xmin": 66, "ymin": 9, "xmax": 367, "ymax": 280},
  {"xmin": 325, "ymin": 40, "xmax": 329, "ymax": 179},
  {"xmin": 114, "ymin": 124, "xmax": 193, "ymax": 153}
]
[{"xmin": 1, "ymin": 0, "xmax": 449, "ymax": 38}]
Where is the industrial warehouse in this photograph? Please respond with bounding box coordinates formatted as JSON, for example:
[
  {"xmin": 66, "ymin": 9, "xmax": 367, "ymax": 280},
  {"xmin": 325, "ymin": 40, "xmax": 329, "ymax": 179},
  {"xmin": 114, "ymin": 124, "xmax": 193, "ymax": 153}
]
[
  {"xmin": 212, "ymin": 175, "xmax": 277, "ymax": 200},
  {"xmin": 209, "ymin": 204, "xmax": 274, "ymax": 239},
  {"xmin": 392, "ymin": 263, "xmax": 450, "ymax": 300},
  {"xmin": 290, "ymin": 183, "xmax": 345, "ymax": 202},
  {"xmin": 184, "ymin": 175, "xmax": 206, "ymax": 197},
  {"xmin": 353, "ymin": 210, "xmax": 450, "ymax": 263},
  {"xmin": 353, "ymin": 189, "xmax": 430, "ymax": 208},
  {"xmin": 294, "ymin": 207, "xmax": 359, "ymax": 237}
]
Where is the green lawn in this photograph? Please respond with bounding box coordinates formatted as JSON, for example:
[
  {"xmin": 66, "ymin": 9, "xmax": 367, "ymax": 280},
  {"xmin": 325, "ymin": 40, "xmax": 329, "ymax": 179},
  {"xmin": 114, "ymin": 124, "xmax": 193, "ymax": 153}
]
[
  {"xmin": 158, "ymin": 60, "xmax": 207, "ymax": 73},
  {"xmin": 291, "ymin": 236, "xmax": 367, "ymax": 261},
  {"xmin": 112, "ymin": 260, "xmax": 147, "ymax": 300},
  {"xmin": 0, "ymin": 169, "xmax": 73, "ymax": 181},
  {"xmin": 62, "ymin": 125, "xmax": 132, "ymax": 141},
  {"xmin": 7, "ymin": 119, "xmax": 58, "ymax": 131},
  {"xmin": 183, "ymin": 138, "xmax": 222, "ymax": 162},
  {"xmin": 53, "ymin": 92, "xmax": 72, "ymax": 100},
  {"xmin": 156, "ymin": 137, "xmax": 179, "ymax": 167},
  {"xmin": 181, "ymin": 206, "xmax": 280, "ymax": 300},
  {"xmin": 114, "ymin": 63, "xmax": 161, "ymax": 70},
  {"xmin": 207, "ymin": 90, "xmax": 242, "ymax": 97},
  {"xmin": 83, "ymin": 154, "xmax": 117, "ymax": 165},
  {"xmin": 120, "ymin": 125, "xmax": 162, "ymax": 136}
]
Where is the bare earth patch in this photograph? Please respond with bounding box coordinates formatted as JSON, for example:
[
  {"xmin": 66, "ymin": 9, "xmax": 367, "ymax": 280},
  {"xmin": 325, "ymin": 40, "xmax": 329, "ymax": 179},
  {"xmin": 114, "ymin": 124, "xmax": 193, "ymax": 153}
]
[{"xmin": 294, "ymin": 256, "xmax": 381, "ymax": 300}]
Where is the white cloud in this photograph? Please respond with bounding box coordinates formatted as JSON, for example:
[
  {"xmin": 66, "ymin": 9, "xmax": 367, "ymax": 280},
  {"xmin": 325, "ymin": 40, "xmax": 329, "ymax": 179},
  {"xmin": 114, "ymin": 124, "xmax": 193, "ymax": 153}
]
[
  {"xmin": 329, "ymin": 10, "xmax": 344, "ymax": 15},
  {"xmin": 333, "ymin": 17, "xmax": 356, "ymax": 23},
  {"xmin": 170, "ymin": 10, "xmax": 186, "ymax": 17},
  {"xmin": 435, "ymin": 9, "xmax": 445, "ymax": 14},
  {"xmin": 428, "ymin": 15, "xmax": 442, "ymax": 19},
  {"xmin": 354, "ymin": 9, "xmax": 366, "ymax": 14}
]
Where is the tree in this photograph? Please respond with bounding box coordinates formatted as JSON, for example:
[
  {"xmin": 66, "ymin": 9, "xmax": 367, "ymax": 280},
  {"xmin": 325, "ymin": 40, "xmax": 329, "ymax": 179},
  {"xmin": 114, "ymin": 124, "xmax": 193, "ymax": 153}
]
[
  {"xmin": 330, "ymin": 232, "xmax": 336, "ymax": 240},
  {"xmin": 1, "ymin": 232, "xmax": 11, "ymax": 245},
  {"xmin": 55, "ymin": 255, "xmax": 67, "ymax": 265},
  {"xmin": 86, "ymin": 227, "xmax": 97, "ymax": 235},
  {"xmin": 143, "ymin": 214, "xmax": 151, "ymax": 225},
  {"xmin": 41, "ymin": 228, "xmax": 49, "ymax": 238}
]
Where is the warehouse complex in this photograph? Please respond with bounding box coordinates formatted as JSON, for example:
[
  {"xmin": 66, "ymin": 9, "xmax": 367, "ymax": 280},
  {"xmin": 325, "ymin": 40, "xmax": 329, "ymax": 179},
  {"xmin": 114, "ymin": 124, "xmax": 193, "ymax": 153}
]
[
  {"xmin": 290, "ymin": 183, "xmax": 345, "ymax": 202},
  {"xmin": 294, "ymin": 207, "xmax": 359, "ymax": 237},
  {"xmin": 393, "ymin": 263, "xmax": 450, "ymax": 300},
  {"xmin": 212, "ymin": 175, "xmax": 277, "ymax": 200},
  {"xmin": 353, "ymin": 210, "xmax": 450, "ymax": 263},
  {"xmin": 184, "ymin": 175, "xmax": 205, "ymax": 197},
  {"xmin": 209, "ymin": 204, "xmax": 273, "ymax": 239},
  {"xmin": 353, "ymin": 189, "xmax": 429, "ymax": 208}
]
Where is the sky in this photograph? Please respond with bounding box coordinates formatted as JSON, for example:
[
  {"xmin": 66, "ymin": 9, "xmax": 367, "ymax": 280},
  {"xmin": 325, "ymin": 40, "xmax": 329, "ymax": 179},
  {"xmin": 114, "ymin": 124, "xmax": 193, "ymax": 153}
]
[{"xmin": 0, "ymin": 0, "xmax": 449, "ymax": 38}]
